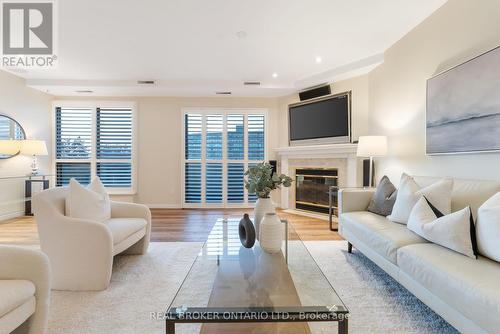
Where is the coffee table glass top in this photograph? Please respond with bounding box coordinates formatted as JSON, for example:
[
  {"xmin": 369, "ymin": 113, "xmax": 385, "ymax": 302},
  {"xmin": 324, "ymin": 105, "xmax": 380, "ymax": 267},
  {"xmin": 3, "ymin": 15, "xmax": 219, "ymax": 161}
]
[{"xmin": 167, "ymin": 218, "xmax": 347, "ymax": 327}]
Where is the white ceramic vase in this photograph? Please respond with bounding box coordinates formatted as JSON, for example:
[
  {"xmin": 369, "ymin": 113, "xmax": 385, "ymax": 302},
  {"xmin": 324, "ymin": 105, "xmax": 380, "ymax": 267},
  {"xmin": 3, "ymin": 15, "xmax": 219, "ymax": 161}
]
[
  {"xmin": 259, "ymin": 213, "xmax": 283, "ymax": 254},
  {"xmin": 254, "ymin": 198, "xmax": 275, "ymax": 240}
]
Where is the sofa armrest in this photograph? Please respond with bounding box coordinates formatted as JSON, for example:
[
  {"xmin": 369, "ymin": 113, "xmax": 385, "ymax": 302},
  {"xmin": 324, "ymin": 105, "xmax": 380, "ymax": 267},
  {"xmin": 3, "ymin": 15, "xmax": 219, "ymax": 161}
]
[
  {"xmin": 0, "ymin": 246, "xmax": 50, "ymax": 334},
  {"xmin": 338, "ymin": 188, "xmax": 375, "ymax": 214}
]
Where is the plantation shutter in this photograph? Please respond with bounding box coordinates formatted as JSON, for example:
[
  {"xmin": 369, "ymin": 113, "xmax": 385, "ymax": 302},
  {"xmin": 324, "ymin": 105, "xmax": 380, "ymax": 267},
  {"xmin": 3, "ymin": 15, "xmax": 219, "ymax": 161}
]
[
  {"xmin": 56, "ymin": 107, "xmax": 92, "ymax": 159},
  {"xmin": 55, "ymin": 107, "xmax": 92, "ymax": 185},
  {"xmin": 56, "ymin": 162, "xmax": 91, "ymax": 186},
  {"xmin": 0, "ymin": 117, "xmax": 12, "ymax": 139},
  {"xmin": 55, "ymin": 105, "xmax": 135, "ymax": 191},
  {"xmin": 227, "ymin": 163, "xmax": 244, "ymax": 203},
  {"xmin": 185, "ymin": 163, "xmax": 202, "ymax": 203},
  {"xmin": 183, "ymin": 110, "xmax": 266, "ymax": 206},
  {"xmin": 248, "ymin": 115, "xmax": 265, "ymax": 160},
  {"xmin": 227, "ymin": 115, "xmax": 244, "ymax": 160},
  {"xmin": 96, "ymin": 108, "xmax": 133, "ymax": 188}
]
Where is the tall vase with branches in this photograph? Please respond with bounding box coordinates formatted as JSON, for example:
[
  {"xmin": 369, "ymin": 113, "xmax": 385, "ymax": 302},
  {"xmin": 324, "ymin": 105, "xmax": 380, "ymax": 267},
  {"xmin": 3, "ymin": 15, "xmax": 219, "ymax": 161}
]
[{"xmin": 245, "ymin": 163, "xmax": 292, "ymax": 238}]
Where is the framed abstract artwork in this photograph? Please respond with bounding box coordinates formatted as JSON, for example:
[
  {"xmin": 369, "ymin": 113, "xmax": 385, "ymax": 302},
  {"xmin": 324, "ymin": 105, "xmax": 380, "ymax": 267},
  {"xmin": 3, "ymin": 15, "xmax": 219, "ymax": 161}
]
[{"xmin": 426, "ymin": 46, "xmax": 500, "ymax": 155}]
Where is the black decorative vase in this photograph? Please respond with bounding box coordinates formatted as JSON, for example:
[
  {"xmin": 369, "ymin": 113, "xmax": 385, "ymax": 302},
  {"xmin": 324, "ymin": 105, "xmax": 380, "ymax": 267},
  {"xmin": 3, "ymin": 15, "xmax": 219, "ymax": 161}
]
[{"xmin": 239, "ymin": 213, "xmax": 256, "ymax": 248}]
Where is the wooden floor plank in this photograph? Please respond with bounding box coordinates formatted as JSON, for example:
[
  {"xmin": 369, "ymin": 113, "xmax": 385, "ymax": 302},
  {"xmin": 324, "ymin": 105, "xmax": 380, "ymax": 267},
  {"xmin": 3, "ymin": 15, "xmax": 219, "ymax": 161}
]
[{"xmin": 0, "ymin": 209, "xmax": 341, "ymax": 245}]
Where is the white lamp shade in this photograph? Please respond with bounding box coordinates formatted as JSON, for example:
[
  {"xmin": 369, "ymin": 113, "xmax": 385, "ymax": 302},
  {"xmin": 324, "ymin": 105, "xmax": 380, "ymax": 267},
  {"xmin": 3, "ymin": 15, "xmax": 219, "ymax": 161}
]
[
  {"xmin": 20, "ymin": 140, "xmax": 48, "ymax": 156},
  {"xmin": 357, "ymin": 136, "xmax": 388, "ymax": 157},
  {"xmin": 0, "ymin": 140, "xmax": 21, "ymax": 154}
]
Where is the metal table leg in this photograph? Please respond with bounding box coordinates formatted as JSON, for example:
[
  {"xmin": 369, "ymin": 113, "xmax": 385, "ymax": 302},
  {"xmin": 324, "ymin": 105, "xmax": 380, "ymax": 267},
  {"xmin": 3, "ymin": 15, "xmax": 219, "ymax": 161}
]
[
  {"xmin": 338, "ymin": 317, "xmax": 348, "ymax": 334},
  {"xmin": 166, "ymin": 320, "xmax": 175, "ymax": 334}
]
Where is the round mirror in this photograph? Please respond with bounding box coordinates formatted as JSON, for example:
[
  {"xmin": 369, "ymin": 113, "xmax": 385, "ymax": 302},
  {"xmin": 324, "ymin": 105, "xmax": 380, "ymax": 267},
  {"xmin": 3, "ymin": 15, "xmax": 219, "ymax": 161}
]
[{"xmin": 0, "ymin": 114, "xmax": 26, "ymax": 159}]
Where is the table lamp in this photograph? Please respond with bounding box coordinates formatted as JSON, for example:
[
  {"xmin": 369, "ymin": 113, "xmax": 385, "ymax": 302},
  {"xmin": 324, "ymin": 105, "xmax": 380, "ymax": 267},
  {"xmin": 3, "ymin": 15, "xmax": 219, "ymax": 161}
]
[
  {"xmin": 356, "ymin": 136, "xmax": 387, "ymax": 187},
  {"xmin": 0, "ymin": 140, "xmax": 21, "ymax": 155},
  {"xmin": 21, "ymin": 140, "xmax": 48, "ymax": 175}
]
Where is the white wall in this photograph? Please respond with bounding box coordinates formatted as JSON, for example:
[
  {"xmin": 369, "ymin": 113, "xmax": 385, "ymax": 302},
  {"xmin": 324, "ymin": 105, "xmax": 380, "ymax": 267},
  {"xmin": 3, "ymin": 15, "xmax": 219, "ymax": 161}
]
[
  {"xmin": 368, "ymin": 0, "xmax": 500, "ymax": 184},
  {"xmin": 0, "ymin": 70, "xmax": 53, "ymax": 219}
]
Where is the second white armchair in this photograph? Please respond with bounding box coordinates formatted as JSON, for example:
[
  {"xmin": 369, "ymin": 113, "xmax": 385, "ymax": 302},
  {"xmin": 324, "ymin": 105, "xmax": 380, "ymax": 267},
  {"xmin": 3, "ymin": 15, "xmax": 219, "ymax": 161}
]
[{"xmin": 33, "ymin": 187, "xmax": 151, "ymax": 291}]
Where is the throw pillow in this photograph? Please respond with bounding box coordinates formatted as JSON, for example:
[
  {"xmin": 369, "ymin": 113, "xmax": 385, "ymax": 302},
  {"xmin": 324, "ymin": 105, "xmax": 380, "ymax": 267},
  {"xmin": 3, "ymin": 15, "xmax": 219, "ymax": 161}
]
[
  {"xmin": 388, "ymin": 173, "xmax": 453, "ymax": 224},
  {"xmin": 407, "ymin": 196, "xmax": 478, "ymax": 259},
  {"xmin": 367, "ymin": 175, "xmax": 398, "ymax": 216},
  {"xmin": 65, "ymin": 177, "xmax": 111, "ymax": 222},
  {"xmin": 476, "ymin": 192, "xmax": 500, "ymax": 262}
]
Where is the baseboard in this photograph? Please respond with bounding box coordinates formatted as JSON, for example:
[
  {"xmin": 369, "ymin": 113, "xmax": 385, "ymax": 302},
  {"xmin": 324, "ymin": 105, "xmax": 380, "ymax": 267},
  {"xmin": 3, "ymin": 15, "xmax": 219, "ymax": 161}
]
[
  {"xmin": 146, "ymin": 204, "xmax": 182, "ymax": 209},
  {"xmin": 282, "ymin": 209, "xmax": 330, "ymax": 221},
  {"xmin": 0, "ymin": 211, "xmax": 25, "ymax": 223}
]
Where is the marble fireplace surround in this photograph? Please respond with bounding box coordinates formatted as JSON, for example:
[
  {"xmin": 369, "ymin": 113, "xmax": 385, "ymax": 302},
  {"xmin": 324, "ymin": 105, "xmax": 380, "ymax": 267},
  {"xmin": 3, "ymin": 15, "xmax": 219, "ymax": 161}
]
[{"xmin": 275, "ymin": 144, "xmax": 360, "ymax": 211}]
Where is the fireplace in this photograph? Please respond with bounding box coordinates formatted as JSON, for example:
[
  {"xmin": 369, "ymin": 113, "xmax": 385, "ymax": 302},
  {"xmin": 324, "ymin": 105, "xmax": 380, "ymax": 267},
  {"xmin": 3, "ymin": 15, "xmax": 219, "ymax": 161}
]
[{"xmin": 295, "ymin": 168, "xmax": 338, "ymax": 215}]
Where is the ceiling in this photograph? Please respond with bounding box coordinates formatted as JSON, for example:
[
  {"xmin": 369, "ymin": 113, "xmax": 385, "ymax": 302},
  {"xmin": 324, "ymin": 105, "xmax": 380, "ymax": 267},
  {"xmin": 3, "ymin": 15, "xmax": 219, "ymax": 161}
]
[{"xmin": 7, "ymin": 0, "xmax": 447, "ymax": 97}]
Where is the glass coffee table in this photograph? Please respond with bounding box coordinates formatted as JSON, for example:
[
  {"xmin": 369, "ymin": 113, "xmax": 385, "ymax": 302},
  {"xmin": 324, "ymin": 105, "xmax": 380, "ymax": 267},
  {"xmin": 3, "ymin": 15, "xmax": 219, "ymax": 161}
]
[{"xmin": 166, "ymin": 218, "xmax": 348, "ymax": 334}]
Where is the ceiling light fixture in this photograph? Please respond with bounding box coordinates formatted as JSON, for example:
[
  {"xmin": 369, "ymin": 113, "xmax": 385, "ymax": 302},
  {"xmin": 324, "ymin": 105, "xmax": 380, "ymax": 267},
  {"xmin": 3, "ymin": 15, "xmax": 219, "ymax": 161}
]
[
  {"xmin": 215, "ymin": 91, "xmax": 232, "ymax": 95},
  {"xmin": 236, "ymin": 31, "xmax": 247, "ymax": 39},
  {"xmin": 75, "ymin": 90, "xmax": 93, "ymax": 93},
  {"xmin": 315, "ymin": 56, "xmax": 322, "ymax": 63},
  {"xmin": 272, "ymin": 73, "xmax": 278, "ymax": 78}
]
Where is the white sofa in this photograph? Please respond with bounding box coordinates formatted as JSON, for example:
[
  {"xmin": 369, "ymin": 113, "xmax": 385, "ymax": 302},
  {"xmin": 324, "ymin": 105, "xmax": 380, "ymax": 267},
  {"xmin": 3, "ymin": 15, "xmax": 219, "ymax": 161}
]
[
  {"xmin": 33, "ymin": 187, "xmax": 151, "ymax": 291},
  {"xmin": 0, "ymin": 246, "xmax": 50, "ymax": 334},
  {"xmin": 339, "ymin": 176, "xmax": 500, "ymax": 334}
]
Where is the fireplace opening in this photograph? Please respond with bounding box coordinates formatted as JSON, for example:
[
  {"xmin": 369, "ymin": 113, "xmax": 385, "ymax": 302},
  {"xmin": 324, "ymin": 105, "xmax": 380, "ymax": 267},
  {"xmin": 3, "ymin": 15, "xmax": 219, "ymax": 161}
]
[{"xmin": 295, "ymin": 168, "xmax": 338, "ymax": 215}]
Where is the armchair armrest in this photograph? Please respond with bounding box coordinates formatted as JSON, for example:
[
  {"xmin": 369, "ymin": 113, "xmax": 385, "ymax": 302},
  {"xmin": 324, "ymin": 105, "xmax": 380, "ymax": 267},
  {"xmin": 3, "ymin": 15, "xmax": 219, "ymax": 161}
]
[
  {"xmin": 338, "ymin": 188, "xmax": 375, "ymax": 215},
  {"xmin": 0, "ymin": 246, "xmax": 50, "ymax": 334},
  {"xmin": 36, "ymin": 212, "xmax": 114, "ymax": 290},
  {"xmin": 110, "ymin": 201, "xmax": 151, "ymax": 222},
  {"xmin": 110, "ymin": 201, "xmax": 151, "ymax": 255}
]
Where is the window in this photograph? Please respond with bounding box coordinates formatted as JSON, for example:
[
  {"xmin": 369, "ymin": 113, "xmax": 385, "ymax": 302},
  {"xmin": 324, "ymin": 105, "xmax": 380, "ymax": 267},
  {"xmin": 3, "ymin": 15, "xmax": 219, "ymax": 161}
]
[
  {"xmin": 54, "ymin": 104, "xmax": 135, "ymax": 193},
  {"xmin": 183, "ymin": 109, "xmax": 266, "ymax": 206}
]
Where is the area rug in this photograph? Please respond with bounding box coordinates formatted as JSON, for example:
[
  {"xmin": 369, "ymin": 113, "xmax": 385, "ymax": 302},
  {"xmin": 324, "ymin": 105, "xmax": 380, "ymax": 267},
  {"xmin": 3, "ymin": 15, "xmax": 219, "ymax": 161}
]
[{"xmin": 47, "ymin": 241, "xmax": 458, "ymax": 334}]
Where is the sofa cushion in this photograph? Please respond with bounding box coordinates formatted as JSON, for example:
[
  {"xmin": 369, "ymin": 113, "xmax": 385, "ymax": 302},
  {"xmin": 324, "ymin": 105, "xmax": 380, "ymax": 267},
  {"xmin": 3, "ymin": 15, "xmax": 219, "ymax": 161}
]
[
  {"xmin": 340, "ymin": 211, "xmax": 427, "ymax": 264},
  {"xmin": 413, "ymin": 176, "xmax": 500, "ymax": 218},
  {"xmin": 477, "ymin": 192, "xmax": 500, "ymax": 262},
  {"xmin": 103, "ymin": 218, "xmax": 147, "ymax": 245},
  {"xmin": 367, "ymin": 175, "xmax": 398, "ymax": 216},
  {"xmin": 0, "ymin": 280, "xmax": 35, "ymax": 318},
  {"xmin": 388, "ymin": 174, "xmax": 453, "ymax": 224},
  {"xmin": 407, "ymin": 197, "xmax": 478, "ymax": 259},
  {"xmin": 397, "ymin": 243, "xmax": 500, "ymax": 334}
]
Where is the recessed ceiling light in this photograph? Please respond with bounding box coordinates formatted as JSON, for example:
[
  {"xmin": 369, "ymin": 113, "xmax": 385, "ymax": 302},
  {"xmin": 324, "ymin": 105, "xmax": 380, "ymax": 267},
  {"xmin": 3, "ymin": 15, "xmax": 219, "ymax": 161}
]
[
  {"xmin": 315, "ymin": 56, "xmax": 322, "ymax": 63},
  {"xmin": 236, "ymin": 31, "xmax": 247, "ymax": 39},
  {"xmin": 272, "ymin": 73, "xmax": 278, "ymax": 78}
]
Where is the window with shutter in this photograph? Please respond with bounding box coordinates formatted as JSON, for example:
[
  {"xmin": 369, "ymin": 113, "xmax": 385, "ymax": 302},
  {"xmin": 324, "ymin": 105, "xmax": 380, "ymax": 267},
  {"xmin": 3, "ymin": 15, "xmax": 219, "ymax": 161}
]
[
  {"xmin": 56, "ymin": 107, "xmax": 92, "ymax": 159},
  {"xmin": 54, "ymin": 104, "xmax": 135, "ymax": 193},
  {"xmin": 183, "ymin": 109, "xmax": 266, "ymax": 207}
]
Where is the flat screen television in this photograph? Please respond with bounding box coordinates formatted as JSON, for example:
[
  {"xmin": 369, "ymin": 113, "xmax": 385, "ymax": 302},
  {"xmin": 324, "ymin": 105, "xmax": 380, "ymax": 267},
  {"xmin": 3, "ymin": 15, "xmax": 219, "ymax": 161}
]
[{"xmin": 288, "ymin": 92, "xmax": 351, "ymax": 146}]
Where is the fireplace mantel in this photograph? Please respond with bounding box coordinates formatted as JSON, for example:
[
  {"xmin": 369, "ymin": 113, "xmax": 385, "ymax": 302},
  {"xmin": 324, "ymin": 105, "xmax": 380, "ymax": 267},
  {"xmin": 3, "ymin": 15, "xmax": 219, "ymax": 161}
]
[
  {"xmin": 274, "ymin": 143, "xmax": 360, "ymax": 210},
  {"xmin": 274, "ymin": 143, "xmax": 358, "ymax": 157}
]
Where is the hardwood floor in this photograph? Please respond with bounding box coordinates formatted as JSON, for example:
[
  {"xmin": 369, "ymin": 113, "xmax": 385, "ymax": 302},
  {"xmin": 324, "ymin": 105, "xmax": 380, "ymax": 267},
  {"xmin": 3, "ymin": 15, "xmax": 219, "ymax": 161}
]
[{"xmin": 0, "ymin": 209, "xmax": 341, "ymax": 245}]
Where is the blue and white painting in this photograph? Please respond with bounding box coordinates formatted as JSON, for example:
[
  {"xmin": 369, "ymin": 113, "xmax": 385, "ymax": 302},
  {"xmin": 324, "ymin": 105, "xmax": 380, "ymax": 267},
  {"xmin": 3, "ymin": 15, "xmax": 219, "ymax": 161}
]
[{"xmin": 426, "ymin": 46, "xmax": 500, "ymax": 154}]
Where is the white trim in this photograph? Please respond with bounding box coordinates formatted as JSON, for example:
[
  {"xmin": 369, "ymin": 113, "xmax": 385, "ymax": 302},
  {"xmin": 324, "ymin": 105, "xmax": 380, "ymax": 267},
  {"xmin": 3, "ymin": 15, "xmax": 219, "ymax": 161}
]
[
  {"xmin": 0, "ymin": 211, "xmax": 24, "ymax": 223},
  {"xmin": 282, "ymin": 209, "xmax": 329, "ymax": 221},
  {"xmin": 146, "ymin": 204, "xmax": 182, "ymax": 209},
  {"xmin": 51, "ymin": 101, "xmax": 137, "ymax": 195},
  {"xmin": 182, "ymin": 108, "xmax": 267, "ymax": 208}
]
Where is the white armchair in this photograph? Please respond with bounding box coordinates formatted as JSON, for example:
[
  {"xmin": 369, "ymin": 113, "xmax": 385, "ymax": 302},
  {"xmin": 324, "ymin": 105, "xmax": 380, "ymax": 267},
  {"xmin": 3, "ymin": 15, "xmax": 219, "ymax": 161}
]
[
  {"xmin": 33, "ymin": 187, "xmax": 151, "ymax": 291},
  {"xmin": 0, "ymin": 246, "xmax": 50, "ymax": 334}
]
